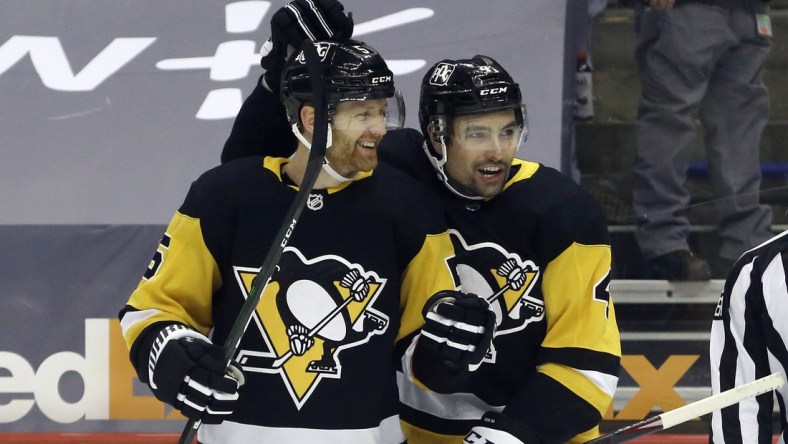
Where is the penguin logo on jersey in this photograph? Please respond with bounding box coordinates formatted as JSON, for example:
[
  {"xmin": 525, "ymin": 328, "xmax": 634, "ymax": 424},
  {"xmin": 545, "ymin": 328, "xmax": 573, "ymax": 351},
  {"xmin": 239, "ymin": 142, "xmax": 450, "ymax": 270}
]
[
  {"xmin": 232, "ymin": 248, "xmax": 389, "ymax": 409},
  {"xmin": 449, "ymin": 229, "xmax": 541, "ymax": 363}
]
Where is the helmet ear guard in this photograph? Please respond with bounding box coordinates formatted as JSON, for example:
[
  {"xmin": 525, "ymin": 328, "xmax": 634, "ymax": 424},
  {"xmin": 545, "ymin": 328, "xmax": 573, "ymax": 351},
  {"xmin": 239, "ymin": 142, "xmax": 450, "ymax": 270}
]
[{"xmin": 430, "ymin": 117, "xmax": 446, "ymax": 143}]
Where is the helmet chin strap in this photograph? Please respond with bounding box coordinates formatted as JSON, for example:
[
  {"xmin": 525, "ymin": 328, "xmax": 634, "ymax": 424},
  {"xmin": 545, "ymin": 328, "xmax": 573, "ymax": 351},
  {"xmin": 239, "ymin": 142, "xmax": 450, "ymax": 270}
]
[
  {"xmin": 423, "ymin": 137, "xmax": 485, "ymax": 201},
  {"xmin": 290, "ymin": 123, "xmax": 357, "ymax": 182}
]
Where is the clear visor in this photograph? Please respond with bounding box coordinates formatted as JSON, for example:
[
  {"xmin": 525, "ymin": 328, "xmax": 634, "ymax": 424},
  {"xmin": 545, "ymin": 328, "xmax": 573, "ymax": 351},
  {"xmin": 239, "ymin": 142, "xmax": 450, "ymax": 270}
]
[
  {"xmin": 331, "ymin": 91, "xmax": 405, "ymax": 133},
  {"xmin": 450, "ymin": 105, "xmax": 527, "ymax": 152}
]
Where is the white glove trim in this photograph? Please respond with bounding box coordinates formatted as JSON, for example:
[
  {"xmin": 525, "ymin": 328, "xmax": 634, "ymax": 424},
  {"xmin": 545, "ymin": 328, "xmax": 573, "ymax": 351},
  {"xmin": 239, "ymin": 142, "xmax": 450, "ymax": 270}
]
[
  {"xmin": 205, "ymin": 405, "xmax": 234, "ymax": 416},
  {"xmin": 426, "ymin": 309, "xmax": 487, "ymax": 334},
  {"xmin": 148, "ymin": 324, "xmax": 211, "ymax": 390},
  {"xmin": 285, "ymin": 4, "xmax": 317, "ymax": 41},
  {"xmin": 178, "ymin": 394, "xmax": 206, "ymax": 413},
  {"xmin": 225, "ymin": 362, "xmax": 246, "ymax": 387},
  {"xmin": 304, "ymin": 0, "xmax": 334, "ymax": 37},
  {"xmin": 421, "ymin": 330, "xmax": 477, "ymax": 353},
  {"xmin": 464, "ymin": 426, "xmax": 523, "ymax": 444},
  {"xmin": 185, "ymin": 375, "xmax": 212, "ymax": 397},
  {"xmin": 211, "ymin": 390, "xmax": 240, "ymax": 402}
]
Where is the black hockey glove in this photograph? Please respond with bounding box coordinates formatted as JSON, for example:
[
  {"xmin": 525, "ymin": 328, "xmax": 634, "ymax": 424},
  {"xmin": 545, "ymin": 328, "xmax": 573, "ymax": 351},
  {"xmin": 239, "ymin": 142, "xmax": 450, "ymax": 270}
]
[
  {"xmin": 419, "ymin": 290, "xmax": 496, "ymax": 372},
  {"xmin": 260, "ymin": 0, "xmax": 354, "ymax": 94},
  {"xmin": 464, "ymin": 412, "xmax": 542, "ymax": 444},
  {"xmin": 147, "ymin": 324, "xmax": 245, "ymax": 424}
]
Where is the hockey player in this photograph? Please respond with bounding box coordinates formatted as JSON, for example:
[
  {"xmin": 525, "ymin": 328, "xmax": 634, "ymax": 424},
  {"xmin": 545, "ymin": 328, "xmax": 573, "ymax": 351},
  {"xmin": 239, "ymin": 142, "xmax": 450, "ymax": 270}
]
[
  {"xmin": 119, "ymin": 39, "xmax": 496, "ymax": 444},
  {"xmin": 709, "ymin": 230, "xmax": 788, "ymax": 444},
  {"xmin": 399, "ymin": 56, "xmax": 620, "ymax": 444}
]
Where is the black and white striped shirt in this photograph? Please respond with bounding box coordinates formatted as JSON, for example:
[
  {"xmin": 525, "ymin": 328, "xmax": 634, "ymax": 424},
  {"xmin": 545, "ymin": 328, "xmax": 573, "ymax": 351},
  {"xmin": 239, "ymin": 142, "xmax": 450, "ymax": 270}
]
[{"xmin": 710, "ymin": 230, "xmax": 788, "ymax": 444}]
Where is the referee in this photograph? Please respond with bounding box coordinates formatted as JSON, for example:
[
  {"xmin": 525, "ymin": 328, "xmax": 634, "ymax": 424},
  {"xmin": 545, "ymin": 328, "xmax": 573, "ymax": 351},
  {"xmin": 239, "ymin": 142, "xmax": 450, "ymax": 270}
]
[{"xmin": 710, "ymin": 230, "xmax": 788, "ymax": 443}]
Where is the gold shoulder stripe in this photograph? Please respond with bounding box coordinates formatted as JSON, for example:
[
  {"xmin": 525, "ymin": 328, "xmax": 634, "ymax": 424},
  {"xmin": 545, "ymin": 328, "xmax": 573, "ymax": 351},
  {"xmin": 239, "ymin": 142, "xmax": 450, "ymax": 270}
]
[
  {"xmin": 504, "ymin": 158, "xmax": 539, "ymax": 190},
  {"xmin": 263, "ymin": 156, "xmax": 288, "ymax": 181}
]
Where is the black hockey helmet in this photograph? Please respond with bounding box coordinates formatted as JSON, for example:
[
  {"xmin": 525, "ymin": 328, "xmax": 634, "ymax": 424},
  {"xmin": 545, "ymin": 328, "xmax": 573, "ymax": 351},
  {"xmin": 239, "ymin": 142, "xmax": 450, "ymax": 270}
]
[
  {"xmin": 280, "ymin": 39, "xmax": 404, "ymax": 128},
  {"xmin": 418, "ymin": 55, "xmax": 526, "ymax": 142},
  {"xmin": 418, "ymin": 55, "xmax": 527, "ymax": 200}
]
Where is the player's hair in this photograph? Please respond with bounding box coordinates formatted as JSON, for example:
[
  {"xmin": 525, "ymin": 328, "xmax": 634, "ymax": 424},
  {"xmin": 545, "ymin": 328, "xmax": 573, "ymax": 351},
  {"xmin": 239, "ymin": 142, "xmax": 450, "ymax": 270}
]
[{"xmin": 280, "ymin": 40, "xmax": 396, "ymax": 125}]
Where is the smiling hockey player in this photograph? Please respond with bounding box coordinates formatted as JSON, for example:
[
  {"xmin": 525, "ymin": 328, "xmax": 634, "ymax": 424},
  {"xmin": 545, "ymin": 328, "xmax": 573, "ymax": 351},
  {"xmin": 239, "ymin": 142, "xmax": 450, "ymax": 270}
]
[{"xmin": 119, "ymin": 37, "xmax": 496, "ymax": 444}]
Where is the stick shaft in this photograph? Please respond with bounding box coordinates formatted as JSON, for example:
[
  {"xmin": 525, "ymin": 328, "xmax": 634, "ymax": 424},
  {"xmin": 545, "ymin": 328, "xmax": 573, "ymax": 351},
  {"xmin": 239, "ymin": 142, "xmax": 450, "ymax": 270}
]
[
  {"xmin": 586, "ymin": 372, "xmax": 786, "ymax": 444},
  {"xmin": 177, "ymin": 40, "xmax": 329, "ymax": 444},
  {"xmin": 272, "ymin": 296, "xmax": 355, "ymax": 368},
  {"xmin": 662, "ymin": 372, "xmax": 784, "ymax": 429}
]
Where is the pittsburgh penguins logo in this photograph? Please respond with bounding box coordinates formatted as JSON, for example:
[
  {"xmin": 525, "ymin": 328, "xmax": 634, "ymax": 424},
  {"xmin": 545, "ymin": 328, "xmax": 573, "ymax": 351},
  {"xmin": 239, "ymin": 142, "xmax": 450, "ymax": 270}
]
[
  {"xmin": 429, "ymin": 62, "xmax": 456, "ymax": 86},
  {"xmin": 295, "ymin": 41, "xmax": 332, "ymax": 64},
  {"xmin": 232, "ymin": 248, "xmax": 389, "ymax": 409},
  {"xmin": 450, "ymin": 230, "xmax": 541, "ymax": 363}
]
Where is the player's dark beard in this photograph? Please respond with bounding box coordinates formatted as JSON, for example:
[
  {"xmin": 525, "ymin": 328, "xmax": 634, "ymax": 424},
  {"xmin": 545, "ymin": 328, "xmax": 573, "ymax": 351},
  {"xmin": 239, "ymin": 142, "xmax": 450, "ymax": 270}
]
[{"xmin": 449, "ymin": 161, "xmax": 510, "ymax": 199}]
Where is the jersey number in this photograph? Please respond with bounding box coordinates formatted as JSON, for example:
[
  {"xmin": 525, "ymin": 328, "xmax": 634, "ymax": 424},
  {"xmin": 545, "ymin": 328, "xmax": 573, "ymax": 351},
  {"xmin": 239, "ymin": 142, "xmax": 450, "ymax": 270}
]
[
  {"xmin": 143, "ymin": 233, "xmax": 171, "ymax": 280},
  {"xmin": 593, "ymin": 272, "xmax": 611, "ymax": 319}
]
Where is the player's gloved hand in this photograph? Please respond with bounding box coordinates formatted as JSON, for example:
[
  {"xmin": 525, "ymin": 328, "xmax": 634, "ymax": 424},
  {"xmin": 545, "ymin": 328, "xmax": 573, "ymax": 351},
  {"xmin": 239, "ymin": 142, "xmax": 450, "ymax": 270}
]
[
  {"xmin": 147, "ymin": 324, "xmax": 245, "ymax": 424},
  {"xmin": 260, "ymin": 0, "xmax": 354, "ymax": 94},
  {"xmin": 464, "ymin": 412, "xmax": 541, "ymax": 444},
  {"xmin": 419, "ymin": 290, "xmax": 496, "ymax": 372}
]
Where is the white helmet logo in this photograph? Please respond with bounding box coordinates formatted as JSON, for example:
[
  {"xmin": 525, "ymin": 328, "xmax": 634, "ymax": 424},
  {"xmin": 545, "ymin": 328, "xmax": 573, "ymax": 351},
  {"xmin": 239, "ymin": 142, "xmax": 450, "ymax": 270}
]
[
  {"xmin": 480, "ymin": 87, "xmax": 507, "ymax": 95},
  {"xmin": 429, "ymin": 63, "xmax": 456, "ymax": 86},
  {"xmin": 295, "ymin": 42, "xmax": 333, "ymax": 64},
  {"xmin": 476, "ymin": 65, "xmax": 499, "ymax": 75}
]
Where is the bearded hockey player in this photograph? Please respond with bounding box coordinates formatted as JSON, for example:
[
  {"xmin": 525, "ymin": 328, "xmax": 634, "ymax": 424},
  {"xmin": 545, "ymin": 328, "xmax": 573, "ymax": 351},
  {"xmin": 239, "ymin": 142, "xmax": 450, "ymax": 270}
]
[
  {"xmin": 119, "ymin": 38, "xmax": 496, "ymax": 444},
  {"xmin": 393, "ymin": 54, "xmax": 620, "ymax": 444}
]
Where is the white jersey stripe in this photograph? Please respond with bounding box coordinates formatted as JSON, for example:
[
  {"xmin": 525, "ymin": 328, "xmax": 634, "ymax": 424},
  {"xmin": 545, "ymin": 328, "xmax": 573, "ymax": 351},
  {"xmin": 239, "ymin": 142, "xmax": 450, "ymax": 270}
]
[
  {"xmin": 577, "ymin": 369, "xmax": 619, "ymax": 398},
  {"xmin": 397, "ymin": 371, "xmax": 504, "ymax": 421},
  {"xmin": 199, "ymin": 415, "xmax": 405, "ymax": 444},
  {"xmin": 119, "ymin": 308, "xmax": 161, "ymax": 336},
  {"xmin": 764, "ymin": 254, "xmax": 788, "ymax": 356}
]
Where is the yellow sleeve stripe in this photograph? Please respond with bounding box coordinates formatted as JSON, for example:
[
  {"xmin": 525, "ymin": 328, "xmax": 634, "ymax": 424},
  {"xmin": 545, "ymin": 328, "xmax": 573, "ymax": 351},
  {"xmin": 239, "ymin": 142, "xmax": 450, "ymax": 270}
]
[
  {"xmin": 569, "ymin": 425, "xmax": 601, "ymax": 444},
  {"xmin": 541, "ymin": 242, "xmax": 621, "ymax": 355},
  {"xmin": 398, "ymin": 231, "xmax": 456, "ymax": 341},
  {"xmin": 123, "ymin": 211, "xmax": 221, "ymax": 347},
  {"xmin": 539, "ymin": 363, "xmax": 614, "ymax": 415}
]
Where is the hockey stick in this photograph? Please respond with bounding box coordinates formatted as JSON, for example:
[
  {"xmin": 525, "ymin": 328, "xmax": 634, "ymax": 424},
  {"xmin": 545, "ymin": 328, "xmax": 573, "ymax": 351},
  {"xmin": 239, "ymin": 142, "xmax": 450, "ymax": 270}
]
[
  {"xmin": 177, "ymin": 39, "xmax": 329, "ymax": 444},
  {"xmin": 585, "ymin": 372, "xmax": 786, "ymax": 444},
  {"xmin": 272, "ymin": 273, "xmax": 371, "ymax": 368},
  {"xmin": 487, "ymin": 259, "xmax": 528, "ymax": 304}
]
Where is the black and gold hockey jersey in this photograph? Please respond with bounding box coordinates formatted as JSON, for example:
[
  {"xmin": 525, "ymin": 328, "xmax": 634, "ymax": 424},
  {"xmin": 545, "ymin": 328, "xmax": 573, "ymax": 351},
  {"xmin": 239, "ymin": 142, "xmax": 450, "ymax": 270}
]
[
  {"xmin": 381, "ymin": 129, "xmax": 621, "ymax": 444},
  {"xmin": 710, "ymin": 230, "xmax": 788, "ymax": 444},
  {"xmin": 119, "ymin": 156, "xmax": 457, "ymax": 444}
]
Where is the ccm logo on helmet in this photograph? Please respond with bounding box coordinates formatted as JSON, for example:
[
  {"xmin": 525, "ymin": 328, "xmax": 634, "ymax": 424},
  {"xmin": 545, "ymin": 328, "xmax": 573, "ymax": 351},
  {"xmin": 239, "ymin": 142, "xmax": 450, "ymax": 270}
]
[
  {"xmin": 480, "ymin": 87, "xmax": 508, "ymax": 95},
  {"xmin": 371, "ymin": 75, "xmax": 392, "ymax": 84}
]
